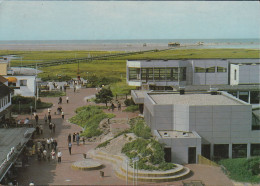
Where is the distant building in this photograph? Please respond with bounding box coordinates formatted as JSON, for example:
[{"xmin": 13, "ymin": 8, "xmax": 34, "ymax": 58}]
[
  {"xmin": 132, "ymin": 90, "xmax": 260, "ymax": 164},
  {"xmin": 126, "ymin": 59, "xmax": 260, "ymax": 103},
  {"xmin": 0, "ymin": 80, "xmax": 12, "ymax": 128},
  {"xmin": 0, "ymin": 58, "xmax": 36, "ymax": 97}
]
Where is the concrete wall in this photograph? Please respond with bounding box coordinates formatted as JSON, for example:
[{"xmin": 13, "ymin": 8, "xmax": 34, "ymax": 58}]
[
  {"xmin": 192, "ymin": 59, "xmax": 228, "ymax": 85},
  {"xmin": 158, "ymin": 134, "xmax": 201, "ymax": 164},
  {"xmin": 239, "ymin": 65, "xmax": 260, "ymax": 84},
  {"xmin": 174, "ymin": 105, "xmax": 190, "ymax": 131}
]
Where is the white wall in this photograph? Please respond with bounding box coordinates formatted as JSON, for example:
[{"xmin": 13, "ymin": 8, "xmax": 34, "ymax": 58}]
[{"xmin": 239, "ymin": 64, "xmax": 260, "ymax": 84}]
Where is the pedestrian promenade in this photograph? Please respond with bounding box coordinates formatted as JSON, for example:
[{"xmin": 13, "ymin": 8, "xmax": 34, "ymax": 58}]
[{"xmin": 15, "ymin": 88, "xmax": 234, "ymax": 186}]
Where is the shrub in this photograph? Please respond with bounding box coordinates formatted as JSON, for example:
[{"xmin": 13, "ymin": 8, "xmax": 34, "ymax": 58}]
[
  {"xmin": 123, "ymin": 105, "xmax": 139, "ymax": 112},
  {"xmin": 95, "ymin": 87, "xmax": 113, "ymax": 106},
  {"xmin": 39, "ymin": 91, "xmax": 66, "ymax": 97},
  {"xmin": 85, "ymin": 75, "xmax": 121, "ymax": 88},
  {"xmin": 69, "ymin": 105, "xmax": 114, "ymax": 138},
  {"xmin": 219, "ymin": 157, "xmax": 260, "ymax": 183},
  {"xmin": 130, "ymin": 117, "xmax": 152, "ymax": 139},
  {"xmin": 124, "ymin": 98, "xmax": 135, "ymax": 106}
]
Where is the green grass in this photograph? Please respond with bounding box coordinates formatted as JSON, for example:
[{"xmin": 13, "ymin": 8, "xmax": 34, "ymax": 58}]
[
  {"xmin": 219, "ymin": 157, "xmax": 260, "ymax": 183},
  {"xmin": 2, "ymin": 48, "xmax": 259, "ymax": 95},
  {"xmin": 69, "ymin": 105, "xmax": 115, "ymax": 138},
  {"xmin": 123, "ymin": 105, "xmax": 139, "ymax": 112},
  {"xmin": 39, "ymin": 91, "xmax": 66, "ymax": 97}
]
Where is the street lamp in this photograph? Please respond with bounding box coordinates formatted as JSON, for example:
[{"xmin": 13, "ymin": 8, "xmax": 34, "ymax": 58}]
[
  {"xmin": 30, "ymin": 106, "xmax": 33, "ymax": 120},
  {"xmin": 132, "ymin": 156, "xmax": 139, "ymax": 186}
]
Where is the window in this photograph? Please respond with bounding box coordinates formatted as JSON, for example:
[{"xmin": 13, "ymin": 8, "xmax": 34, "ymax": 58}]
[
  {"xmin": 251, "ymin": 144, "xmax": 260, "ymax": 156},
  {"xmin": 141, "ymin": 68, "xmax": 153, "ymax": 81},
  {"xmin": 129, "ymin": 68, "xmax": 140, "ymax": 80},
  {"xmin": 20, "ymin": 79, "xmax": 27, "ymax": 86},
  {"xmin": 195, "ymin": 67, "xmax": 206, "ymax": 73},
  {"xmin": 217, "ymin": 66, "xmax": 227, "ymax": 73},
  {"xmin": 234, "ymin": 70, "xmax": 237, "ymax": 80},
  {"xmin": 206, "ymin": 67, "xmax": 215, "ymax": 73},
  {"xmin": 232, "ymin": 144, "xmax": 247, "ymax": 158},
  {"xmin": 179, "ymin": 67, "xmax": 186, "ymax": 81}
]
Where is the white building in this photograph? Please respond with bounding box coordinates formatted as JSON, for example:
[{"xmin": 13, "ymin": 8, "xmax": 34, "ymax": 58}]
[
  {"xmin": 132, "ymin": 90, "xmax": 260, "ymax": 164},
  {"xmin": 0, "ymin": 81, "xmax": 12, "ymax": 128}
]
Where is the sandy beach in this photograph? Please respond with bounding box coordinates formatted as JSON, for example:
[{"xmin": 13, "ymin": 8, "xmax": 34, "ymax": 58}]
[{"xmin": 0, "ymin": 43, "xmax": 170, "ymax": 51}]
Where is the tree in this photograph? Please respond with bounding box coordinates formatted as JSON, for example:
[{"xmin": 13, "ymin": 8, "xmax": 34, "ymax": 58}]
[{"xmin": 95, "ymin": 87, "xmax": 113, "ymax": 106}]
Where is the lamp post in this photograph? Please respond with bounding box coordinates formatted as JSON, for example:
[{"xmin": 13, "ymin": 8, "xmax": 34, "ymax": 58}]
[
  {"xmin": 30, "ymin": 106, "xmax": 33, "ymax": 120},
  {"xmin": 132, "ymin": 157, "xmax": 139, "ymax": 186}
]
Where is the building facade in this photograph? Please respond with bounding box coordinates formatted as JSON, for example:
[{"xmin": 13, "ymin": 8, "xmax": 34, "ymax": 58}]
[
  {"xmin": 0, "ymin": 81, "xmax": 12, "ymax": 128},
  {"xmin": 133, "ymin": 90, "xmax": 260, "ymax": 164}
]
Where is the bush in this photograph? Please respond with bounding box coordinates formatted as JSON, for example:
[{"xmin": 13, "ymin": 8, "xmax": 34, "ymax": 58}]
[
  {"xmin": 219, "ymin": 157, "xmax": 260, "ymax": 183},
  {"xmin": 41, "ymin": 75, "xmax": 72, "ymax": 82},
  {"xmin": 39, "ymin": 91, "xmax": 66, "ymax": 97},
  {"xmin": 130, "ymin": 117, "xmax": 152, "ymax": 139},
  {"xmin": 124, "ymin": 98, "xmax": 135, "ymax": 106},
  {"xmin": 12, "ymin": 96, "xmax": 52, "ymax": 114},
  {"xmin": 86, "ymin": 75, "xmax": 121, "ymax": 88},
  {"xmin": 69, "ymin": 105, "xmax": 115, "ymax": 138},
  {"xmin": 123, "ymin": 105, "xmax": 139, "ymax": 112}
]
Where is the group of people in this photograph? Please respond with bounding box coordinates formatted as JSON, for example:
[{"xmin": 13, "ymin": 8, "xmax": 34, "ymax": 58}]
[
  {"xmin": 58, "ymin": 96, "xmax": 69, "ymax": 104},
  {"xmin": 35, "ymin": 138, "xmax": 59, "ymax": 162},
  {"xmin": 109, "ymin": 101, "xmax": 121, "ymax": 112}
]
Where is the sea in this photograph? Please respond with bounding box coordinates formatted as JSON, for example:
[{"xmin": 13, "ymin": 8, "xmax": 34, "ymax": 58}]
[{"xmin": 0, "ymin": 39, "xmax": 259, "ymax": 49}]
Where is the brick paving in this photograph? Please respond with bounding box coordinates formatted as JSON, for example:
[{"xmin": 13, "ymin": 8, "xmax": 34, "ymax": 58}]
[{"xmin": 15, "ymin": 88, "xmax": 234, "ymax": 186}]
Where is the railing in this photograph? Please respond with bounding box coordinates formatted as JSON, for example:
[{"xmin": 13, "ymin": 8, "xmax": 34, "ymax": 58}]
[{"xmin": 197, "ymin": 155, "xmax": 219, "ymax": 167}]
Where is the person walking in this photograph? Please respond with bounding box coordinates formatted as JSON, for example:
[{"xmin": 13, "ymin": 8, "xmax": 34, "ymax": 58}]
[
  {"xmin": 49, "ymin": 123, "xmax": 52, "ymax": 133},
  {"xmin": 76, "ymin": 133, "xmax": 80, "ymax": 146},
  {"xmin": 111, "ymin": 103, "xmax": 115, "ymax": 112},
  {"xmin": 61, "ymin": 111, "xmax": 64, "ymax": 119},
  {"xmin": 68, "ymin": 142, "xmax": 72, "ymax": 155},
  {"xmin": 48, "ymin": 114, "xmax": 51, "ymax": 124},
  {"xmin": 53, "ymin": 140, "xmax": 57, "ymax": 151},
  {"xmin": 59, "ymin": 97, "xmax": 62, "ymax": 104},
  {"xmin": 35, "ymin": 114, "xmax": 39, "ymax": 125},
  {"xmin": 51, "ymin": 149, "xmax": 56, "ymax": 160},
  {"xmin": 44, "ymin": 114, "xmax": 47, "ymax": 124},
  {"xmin": 68, "ymin": 134, "xmax": 71, "ymax": 144},
  {"xmin": 39, "ymin": 124, "xmax": 43, "ymax": 135},
  {"xmin": 43, "ymin": 149, "xmax": 47, "ymax": 160},
  {"xmin": 48, "ymin": 108, "xmax": 51, "ymax": 115},
  {"xmin": 72, "ymin": 133, "xmax": 75, "ymax": 142},
  {"xmin": 66, "ymin": 96, "xmax": 69, "ymax": 104},
  {"xmin": 57, "ymin": 150, "xmax": 62, "ymax": 163},
  {"xmin": 52, "ymin": 123, "xmax": 55, "ymax": 133},
  {"xmin": 118, "ymin": 102, "xmax": 121, "ymax": 111},
  {"xmin": 47, "ymin": 138, "xmax": 51, "ymax": 149}
]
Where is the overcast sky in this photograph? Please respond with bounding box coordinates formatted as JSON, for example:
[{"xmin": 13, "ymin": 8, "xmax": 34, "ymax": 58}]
[{"xmin": 0, "ymin": 1, "xmax": 259, "ymax": 40}]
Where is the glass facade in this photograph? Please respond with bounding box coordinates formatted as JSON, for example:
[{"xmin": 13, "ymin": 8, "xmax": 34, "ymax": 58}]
[{"xmin": 129, "ymin": 67, "xmax": 186, "ymax": 81}]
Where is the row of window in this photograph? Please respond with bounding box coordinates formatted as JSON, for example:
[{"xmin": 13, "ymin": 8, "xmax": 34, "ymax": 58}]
[
  {"xmin": 0, "ymin": 95, "xmax": 11, "ymax": 109},
  {"xmin": 8, "ymin": 80, "xmax": 27, "ymax": 87},
  {"xmin": 195, "ymin": 66, "xmax": 227, "ymax": 73},
  {"xmin": 129, "ymin": 67, "xmax": 186, "ymax": 81}
]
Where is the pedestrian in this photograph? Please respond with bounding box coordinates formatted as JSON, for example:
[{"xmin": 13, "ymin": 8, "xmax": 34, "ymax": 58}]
[
  {"xmin": 72, "ymin": 133, "xmax": 75, "ymax": 142},
  {"xmin": 35, "ymin": 114, "xmax": 39, "ymax": 125},
  {"xmin": 76, "ymin": 133, "xmax": 80, "ymax": 146},
  {"xmin": 68, "ymin": 142, "xmax": 72, "ymax": 155},
  {"xmin": 29, "ymin": 181, "xmax": 35, "ymax": 186},
  {"xmin": 52, "ymin": 123, "xmax": 55, "ymax": 133},
  {"xmin": 42, "ymin": 138, "xmax": 46, "ymax": 150},
  {"xmin": 111, "ymin": 103, "xmax": 115, "ymax": 112},
  {"xmin": 66, "ymin": 96, "xmax": 69, "ymax": 104},
  {"xmin": 68, "ymin": 134, "xmax": 71, "ymax": 144},
  {"xmin": 57, "ymin": 150, "xmax": 62, "ymax": 163},
  {"xmin": 61, "ymin": 111, "xmax": 64, "ymax": 119},
  {"xmin": 44, "ymin": 114, "xmax": 47, "ymax": 124},
  {"xmin": 74, "ymin": 86, "xmax": 76, "ymax": 93},
  {"xmin": 51, "ymin": 149, "xmax": 56, "ymax": 160},
  {"xmin": 39, "ymin": 124, "xmax": 43, "ymax": 135},
  {"xmin": 48, "ymin": 108, "xmax": 51, "ymax": 115},
  {"xmin": 48, "ymin": 114, "xmax": 51, "ymax": 123},
  {"xmin": 47, "ymin": 138, "xmax": 51, "ymax": 149},
  {"xmin": 82, "ymin": 137, "xmax": 85, "ymax": 145},
  {"xmin": 50, "ymin": 137, "xmax": 54, "ymax": 149},
  {"xmin": 53, "ymin": 140, "xmax": 57, "ymax": 151},
  {"xmin": 49, "ymin": 123, "xmax": 52, "ymax": 133},
  {"xmin": 59, "ymin": 97, "xmax": 62, "ymax": 104},
  {"xmin": 118, "ymin": 102, "xmax": 121, "ymax": 111},
  {"xmin": 43, "ymin": 149, "xmax": 47, "ymax": 160}
]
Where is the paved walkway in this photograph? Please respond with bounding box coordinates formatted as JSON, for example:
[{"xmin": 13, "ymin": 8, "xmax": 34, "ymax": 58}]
[{"xmin": 15, "ymin": 88, "xmax": 234, "ymax": 186}]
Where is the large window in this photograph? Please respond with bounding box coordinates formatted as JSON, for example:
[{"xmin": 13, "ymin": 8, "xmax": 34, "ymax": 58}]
[
  {"xmin": 232, "ymin": 144, "xmax": 247, "ymax": 158},
  {"xmin": 217, "ymin": 66, "xmax": 227, "ymax": 73},
  {"xmin": 195, "ymin": 67, "xmax": 206, "ymax": 73},
  {"xmin": 129, "ymin": 68, "xmax": 140, "ymax": 80},
  {"xmin": 206, "ymin": 66, "xmax": 215, "ymax": 73},
  {"xmin": 251, "ymin": 144, "xmax": 260, "ymax": 156},
  {"xmin": 141, "ymin": 68, "xmax": 153, "ymax": 82}
]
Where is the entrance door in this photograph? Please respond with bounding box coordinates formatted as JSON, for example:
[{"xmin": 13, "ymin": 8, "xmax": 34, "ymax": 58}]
[
  {"xmin": 188, "ymin": 147, "xmax": 196, "ymax": 164},
  {"xmin": 164, "ymin": 147, "xmax": 171, "ymax": 162},
  {"xmin": 202, "ymin": 144, "xmax": 210, "ymax": 159}
]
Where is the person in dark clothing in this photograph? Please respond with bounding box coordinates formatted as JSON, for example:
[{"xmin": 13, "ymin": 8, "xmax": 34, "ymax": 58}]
[
  {"xmin": 68, "ymin": 142, "xmax": 72, "ymax": 155},
  {"xmin": 72, "ymin": 133, "xmax": 75, "ymax": 142},
  {"xmin": 52, "ymin": 123, "xmax": 55, "ymax": 133},
  {"xmin": 59, "ymin": 97, "xmax": 62, "ymax": 104},
  {"xmin": 68, "ymin": 134, "xmax": 71, "ymax": 144},
  {"xmin": 35, "ymin": 114, "xmax": 39, "ymax": 125},
  {"xmin": 49, "ymin": 123, "xmax": 52, "ymax": 133},
  {"xmin": 111, "ymin": 103, "xmax": 115, "ymax": 112},
  {"xmin": 48, "ymin": 114, "xmax": 51, "ymax": 123},
  {"xmin": 53, "ymin": 140, "xmax": 57, "ymax": 151}
]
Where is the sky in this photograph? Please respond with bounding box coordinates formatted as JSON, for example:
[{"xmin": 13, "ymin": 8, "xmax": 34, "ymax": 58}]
[{"xmin": 0, "ymin": 1, "xmax": 259, "ymax": 40}]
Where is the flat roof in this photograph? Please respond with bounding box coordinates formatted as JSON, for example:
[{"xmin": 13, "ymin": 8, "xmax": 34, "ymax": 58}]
[
  {"xmin": 133, "ymin": 90, "xmax": 147, "ymax": 99},
  {"xmin": 149, "ymin": 93, "xmax": 243, "ymax": 105},
  {"xmin": 0, "ymin": 128, "xmax": 34, "ymax": 169},
  {"xmin": 158, "ymin": 130, "xmax": 197, "ymax": 139}
]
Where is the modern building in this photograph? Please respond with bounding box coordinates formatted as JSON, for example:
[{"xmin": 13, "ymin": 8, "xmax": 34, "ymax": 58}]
[
  {"xmin": 0, "ymin": 81, "xmax": 12, "ymax": 128},
  {"xmin": 0, "ymin": 59, "xmax": 37, "ymax": 97},
  {"xmin": 126, "ymin": 59, "xmax": 260, "ymax": 104},
  {"xmin": 132, "ymin": 90, "xmax": 260, "ymax": 164}
]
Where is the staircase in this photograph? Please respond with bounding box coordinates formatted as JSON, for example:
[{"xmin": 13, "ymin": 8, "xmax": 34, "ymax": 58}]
[{"xmin": 88, "ymin": 150, "xmax": 191, "ymax": 183}]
